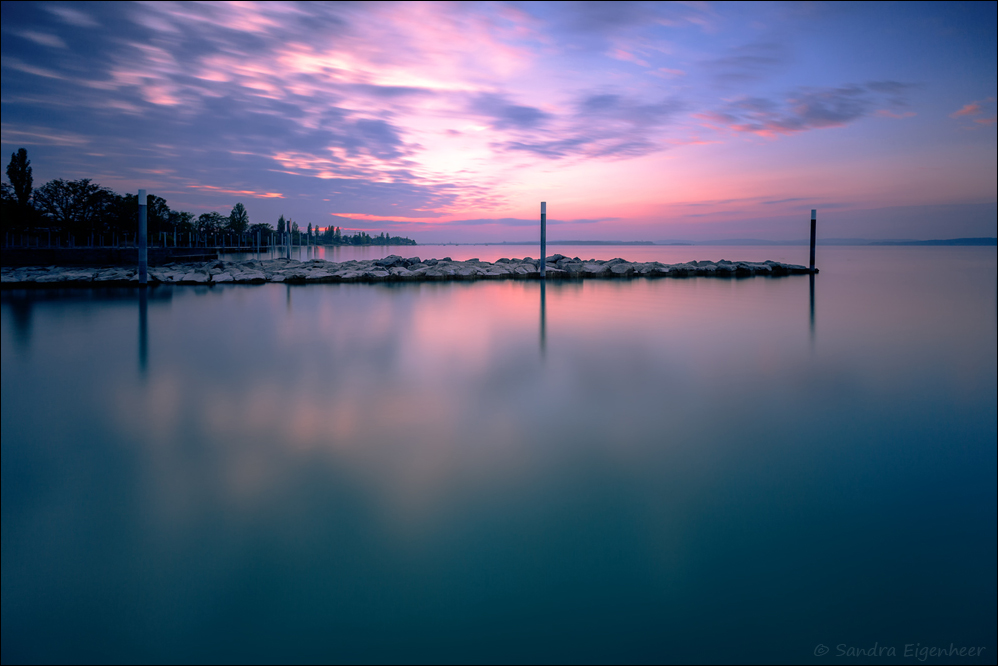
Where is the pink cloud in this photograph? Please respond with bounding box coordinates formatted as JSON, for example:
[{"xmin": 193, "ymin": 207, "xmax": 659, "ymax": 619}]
[
  {"xmin": 188, "ymin": 185, "xmax": 284, "ymax": 199},
  {"xmin": 950, "ymin": 102, "xmax": 983, "ymax": 117},
  {"xmin": 610, "ymin": 48, "xmax": 650, "ymax": 67},
  {"xmin": 950, "ymin": 98, "xmax": 997, "ymax": 128},
  {"xmin": 650, "ymin": 67, "xmax": 686, "ymax": 78}
]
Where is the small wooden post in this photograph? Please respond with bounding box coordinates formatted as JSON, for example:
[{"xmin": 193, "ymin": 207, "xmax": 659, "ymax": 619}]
[
  {"xmin": 540, "ymin": 201, "xmax": 547, "ymax": 278},
  {"xmin": 138, "ymin": 189, "xmax": 148, "ymax": 285},
  {"xmin": 809, "ymin": 208, "xmax": 817, "ymax": 272}
]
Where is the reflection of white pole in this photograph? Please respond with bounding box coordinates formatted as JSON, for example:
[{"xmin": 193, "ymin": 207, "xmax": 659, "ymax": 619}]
[
  {"xmin": 138, "ymin": 189, "xmax": 148, "ymax": 285},
  {"xmin": 540, "ymin": 201, "xmax": 547, "ymax": 279},
  {"xmin": 139, "ymin": 288, "xmax": 148, "ymax": 374}
]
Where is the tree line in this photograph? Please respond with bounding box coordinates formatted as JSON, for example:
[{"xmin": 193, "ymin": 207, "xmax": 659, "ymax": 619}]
[
  {"xmin": 320, "ymin": 226, "xmax": 416, "ymax": 246},
  {"xmin": 2, "ymin": 148, "xmax": 415, "ymax": 245}
]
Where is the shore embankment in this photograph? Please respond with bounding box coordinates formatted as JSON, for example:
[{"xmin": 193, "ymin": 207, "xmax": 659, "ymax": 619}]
[{"xmin": 0, "ymin": 254, "xmax": 817, "ymax": 287}]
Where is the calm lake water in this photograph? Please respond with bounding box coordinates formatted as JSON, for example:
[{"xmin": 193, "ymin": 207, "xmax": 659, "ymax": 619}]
[{"xmin": 2, "ymin": 246, "xmax": 995, "ymax": 664}]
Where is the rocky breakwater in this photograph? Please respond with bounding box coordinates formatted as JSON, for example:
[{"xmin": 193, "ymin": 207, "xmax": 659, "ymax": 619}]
[{"xmin": 1, "ymin": 254, "xmax": 816, "ymax": 287}]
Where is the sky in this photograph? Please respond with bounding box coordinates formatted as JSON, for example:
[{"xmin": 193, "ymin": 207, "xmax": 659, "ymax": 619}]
[{"xmin": 2, "ymin": 1, "xmax": 995, "ymax": 243}]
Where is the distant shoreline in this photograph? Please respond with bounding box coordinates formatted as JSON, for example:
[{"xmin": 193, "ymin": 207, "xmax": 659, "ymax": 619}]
[
  {"xmin": 674, "ymin": 237, "xmax": 997, "ymax": 247},
  {"xmin": 433, "ymin": 238, "xmax": 997, "ymax": 247}
]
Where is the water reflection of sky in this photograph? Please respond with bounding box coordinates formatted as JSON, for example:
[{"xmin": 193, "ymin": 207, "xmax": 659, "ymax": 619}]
[{"xmin": 2, "ymin": 247, "xmax": 995, "ymax": 662}]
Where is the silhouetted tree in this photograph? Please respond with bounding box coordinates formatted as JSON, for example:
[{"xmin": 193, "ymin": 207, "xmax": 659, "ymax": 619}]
[
  {"xmin": 146, "ymin": 194, "xmax": 171, "ymax": 236},
  {"xmin": 6, "ymin": 148, "xmax": 34, "ymax": 229},
  {"xmin": 307, "ymin": 222, "xmax": 312, "ymax": 239},
  {"xmin": 100, "ymin": 193, "xmax": 134, "ymax": 234},
  {"xmin": 196, "ymin": 211, "xmax": 227, "ymax": 233},
  {"xmin": 169, "ymin": 210, "xmax": 195, "ymax": 233},
  {"xmin": 7, "ymin": 149, "xmax": 33, "ymax": 209},
  {"xmin": 317, "ymin": 227, "xmax": 415, "ymax": 245},
  {"xmin": 276, "ymin": 215, "xmax": 286, "ymax": 234},
  {"xmin": 228, "ymin": 202, "xmax": 248, "ymax": 233},
  {"xmin": 34, "ymin": 178, "xmax": 112, "ymax": 234},
  {"xmin": 1, "ymin": 182, "xmax": 15, "ymax": 231},
  {"xmin": 101, "ymin": 192, "xmax": 174, "ymax": 237}
]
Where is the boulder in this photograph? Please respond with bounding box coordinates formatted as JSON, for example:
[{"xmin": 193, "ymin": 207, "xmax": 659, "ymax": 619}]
[
  {"xmin": 583, "ymin": 263, "xmax": 609, "ymax": 276},
  {"xmin": 610, "ymin": 263, "xmax": 635, "ymax": 276},
  {"xmin": 374, "ymin": 255, "xmax": 404, "ymax": 268}
]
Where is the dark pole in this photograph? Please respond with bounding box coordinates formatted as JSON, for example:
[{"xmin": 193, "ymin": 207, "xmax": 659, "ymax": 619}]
[
  {"xmin": 540, "ymin": 201, "xmax": 547, "ymax": 279},
  {"xmin": 138, "ymin": 189, "xmax": 148, "ymax": 285},
  {"xmin": 540, "ymin": 280, "xmax": 546, "ymax": 355},
  {"xmin": 138, "ymin": 288, "xmax": 148, "ymax": 375},
  {"xmin": 809, "ymin": 208, "xmax": 816, "ymax": 272},
  {"xmin": 809, "ymin": 273, "xmax": 815, "ymax": 340}
]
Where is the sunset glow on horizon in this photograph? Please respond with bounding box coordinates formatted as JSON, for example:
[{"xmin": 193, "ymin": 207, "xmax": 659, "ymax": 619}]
[{"xmin": 2, "ymin": 1, "xmax": 995, "ymax": 242}]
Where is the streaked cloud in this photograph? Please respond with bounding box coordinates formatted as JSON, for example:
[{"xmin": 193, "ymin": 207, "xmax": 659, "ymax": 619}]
[
  {"xmin": 16, "ymin": 31, "xmax": 67, "ymax": 49},
  {"xmin": 187, "ymin": 185, "xmax": 285, "ymax": 199},
  {"xmin": 0, "ymin": 124, "xmax": 89, "ymax": 146},
  {"xmin": 699, "ymin": 82, "xmax": 916, "ymax": 136},
  {"xmin": 702, "ymin": 42, "xmax": 789, "ymax": 84},
  {"xmin": 44, "ymin": 5, "xmax": 100, "ymax": 27}
]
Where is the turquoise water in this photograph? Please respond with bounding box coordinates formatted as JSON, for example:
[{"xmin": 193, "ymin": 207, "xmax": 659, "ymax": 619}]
[{"xmin": 2, "ymin": 247, "xmax": 995, "ymax": 664}]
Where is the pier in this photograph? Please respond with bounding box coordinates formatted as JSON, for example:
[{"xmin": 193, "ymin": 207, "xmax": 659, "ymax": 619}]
[{"xmin": 1, "ymin": 255, "xmax": 817, "ymax": 287}]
